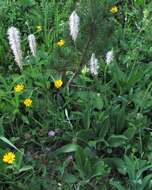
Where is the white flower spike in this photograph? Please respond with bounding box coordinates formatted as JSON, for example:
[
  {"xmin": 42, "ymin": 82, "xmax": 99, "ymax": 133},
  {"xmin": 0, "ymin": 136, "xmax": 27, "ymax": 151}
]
[
  {"xmin": 89, "ymin": 53, "xmax": 99, "ymax": 76},
  {"xmin": 7, "ymin": 27, "xmax": 23, "ymax": 70},
  {"xmin": 106, "ymin": 50, "xmax": 114, "ymax": 65},
  {"xmin": 69, "ymin": 11, "xmax": 80, "ymax": 41},
  {"xmin": 28, "ymin": 34, "xmax": 36, "ymax": 56}
]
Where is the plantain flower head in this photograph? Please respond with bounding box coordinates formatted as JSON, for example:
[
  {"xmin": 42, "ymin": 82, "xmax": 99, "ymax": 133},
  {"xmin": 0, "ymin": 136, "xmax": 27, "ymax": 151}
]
[
  {"xmin": 28, "ymin": 34, "xmax": 36, "ymax": 56},
  {"xmin": 69, "ymin": 11, "xmax": 80, "ymax": 41},
  {"xmin": 7, "ymin": 27, "xmax": 23, "ymax": 70},
  {"xmin": 106, "ymin": 50, "xmax": 114, "ymax": 65},
  {"xmin": 89, "ymin": 53, "xmax": 99, "ymax": 76}
]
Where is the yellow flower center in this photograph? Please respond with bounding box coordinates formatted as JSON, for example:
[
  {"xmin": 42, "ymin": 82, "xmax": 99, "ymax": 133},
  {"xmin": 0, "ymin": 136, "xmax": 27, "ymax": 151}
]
[
  {"xmin": 57, "ymin": 39, "xmax": 65, "ymax": 47},
  {"xmin": 3, "ymin": 152, "xmax": 16, "ymax": 164},
  {"xmin": 54, "ymin": 80, "xmax": 63, "ymax": 89},
  {"xmin": 110, "ymin": 6, "xmax": 118, "ymax": 14},
  {"xmin": 14, "ymin": 84, "xmax": 24, "ymax": 93},
  {"xmin": 23, "ymin": 98, "xmax": 32, "ymax": 107}
]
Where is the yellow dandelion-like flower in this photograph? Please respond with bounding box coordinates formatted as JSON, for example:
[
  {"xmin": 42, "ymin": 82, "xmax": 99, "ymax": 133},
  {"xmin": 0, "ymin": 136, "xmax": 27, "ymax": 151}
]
[
  {"xmin": 110, "ymin": 6, "xmax": 118, "ymax": 14},
  {"xmin": 14, "ymin": 84, "xmax": 24, "ymax": 93},
  {"xmin": 57, "ymin": 39, "xmax": 65, "ymax": 47},
  {"xmin": 3, "ymin": 152, "xmax": 16, "ymax": 164},
  {"xmin": 36, "ymin": 25, "xmax": 42, "ymax": 32},
  {"xmin": 54, "ymin": 80, "xmax": 63, "ymax": 89},
  {"xmin": 23, "ymin": 98, "xmax": 32, "ymax": 107}
]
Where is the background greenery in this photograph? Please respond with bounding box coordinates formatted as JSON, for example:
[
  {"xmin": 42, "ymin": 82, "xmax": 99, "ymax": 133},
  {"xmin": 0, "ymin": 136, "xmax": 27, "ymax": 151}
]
[{"xmin": 0, "ymin": 0, "xmax": 152, "ymax": 189}]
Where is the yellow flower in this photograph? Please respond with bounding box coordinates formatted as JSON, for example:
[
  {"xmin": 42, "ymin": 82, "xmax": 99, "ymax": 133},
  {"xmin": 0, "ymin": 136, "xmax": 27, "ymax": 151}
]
[
  {"xmin": 54, "ymin": 80, "xmax": 63, "ymax": 89},
  {"xmin": 36, "ymin": 25, "xmax": 42, "ymax": 32},
  {"xmin": 57, "ymin": 39, "xmax": 65, "ymax": 47},
  {"xmin": 3, "ymin": 152, "xmax": 16, "ymax": 164},
  {"xmin": 14, "ymin": 84, "xmax": 24, "ymax": 93},
  {"xmin": 110, "ymin": 6, "xmax": 118, "ymax": 14},
  {"xmin": 23, "ymin": 98, "xmax": 32, "ymax": 107}
]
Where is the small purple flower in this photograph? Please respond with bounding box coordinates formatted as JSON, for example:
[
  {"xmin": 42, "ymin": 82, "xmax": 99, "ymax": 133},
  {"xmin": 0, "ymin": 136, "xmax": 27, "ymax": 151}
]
[{"xmin": 48, "ymin": 130, "xmax": 56, "ymax": 137}]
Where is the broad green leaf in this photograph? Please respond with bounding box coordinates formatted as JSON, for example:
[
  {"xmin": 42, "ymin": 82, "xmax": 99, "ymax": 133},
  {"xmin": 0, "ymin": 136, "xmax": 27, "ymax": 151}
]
[
  {"xmin": 84, "ymin": 158, "xmax": 92, "ymax": 179},
  {"xmin": 64, "ymin": 174, "xmax": 78, "ymax": 184},
  {"xmin": 124, "ymin": 156, "xmax": 135, "ymax": 180},
  {"xmin": 141, "ymin": 174, "xmax": 152, "ymax": 189},
  {"xmin": 15, "ymin": 150, "xmax": 24, "ymax": 170},
  {"xmin": 123, "ymin": 127, "xmax": 136, "ymax": 140},
  {"xmin": 134, "ymin": 0, "xmax": 145, "ymax": 6},
  {"xmin": 77, "ymin": 129, "xmax": 95, "ymax": 142},
  {"xmin": 104, "ymin": 157, "xmax": 126, "ymax": 175},
  {"xmin": 92, "ymin": 160, "xmax": 106, "ymax": 178},
  {"xmin": 107, "ymin": 135, "xmax": 127, "ymax": 147},
  {"xmin": 110, "ymin": 180, "xmax": 126, "ymax": 190},
  {"xmin": 92, "ymin": 94, "xmax": 103, "ymax": 110},
  {"xmin": 55, "ymin": 144, "xmax": 80, "ymax": 154},
  {"xmin": 75, "ymin": 147, "xmax": 85, "ymax": 170}
]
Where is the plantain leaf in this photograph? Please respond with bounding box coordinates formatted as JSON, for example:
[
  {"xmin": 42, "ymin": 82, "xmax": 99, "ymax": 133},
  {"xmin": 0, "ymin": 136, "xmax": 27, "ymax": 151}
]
[
  {"xmin": 107, "ymin": 135, "xmax": 127, "ymax": 147},
  {"xmin": 55, "ymin": 144, "xmax": 80, "ymax": 154}
]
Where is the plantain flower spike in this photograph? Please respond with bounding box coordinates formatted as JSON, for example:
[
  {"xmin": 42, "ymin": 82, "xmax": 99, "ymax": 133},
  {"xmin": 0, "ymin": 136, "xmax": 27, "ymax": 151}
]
[
  {"xmin": 106, "ymin": 50, "xmax": 114, "ymax": 65},
  {"xmin": 7, "ymin": 27, "xmax": 23, "ymax": 70},
  {"xmin": 28, "ymin": 34, "xmax": 36, "ymax": 56},
  {"xmin": 89, "ymin": 53, "xmax": 99, "ymax": 76},
  {"xmin": 69, "ymin": 11, "xmax": 80, "ymax": 42}
]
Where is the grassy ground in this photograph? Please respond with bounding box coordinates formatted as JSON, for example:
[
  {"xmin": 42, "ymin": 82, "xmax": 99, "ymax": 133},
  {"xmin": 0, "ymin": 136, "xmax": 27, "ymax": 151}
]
[{"xmin": 1, "ymin": 0, "xmax": 152, "ymax": 189}]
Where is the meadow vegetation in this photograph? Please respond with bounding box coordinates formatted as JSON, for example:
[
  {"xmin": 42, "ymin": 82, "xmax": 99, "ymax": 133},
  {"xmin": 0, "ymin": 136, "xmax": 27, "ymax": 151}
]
[{"xmin": 0, "ymin": 0, "xmax": 152, "ymax": 189}]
